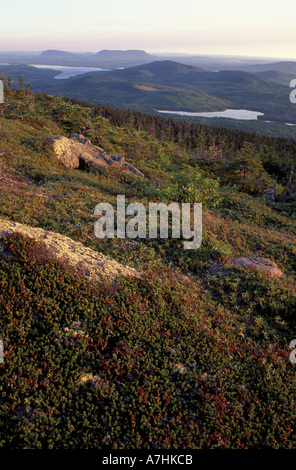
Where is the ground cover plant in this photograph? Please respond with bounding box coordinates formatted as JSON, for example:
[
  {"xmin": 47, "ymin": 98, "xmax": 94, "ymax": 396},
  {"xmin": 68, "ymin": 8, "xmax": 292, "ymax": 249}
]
[{"xmin": 1, "ymin": 88, "xmax": 296, "ymax": 449}]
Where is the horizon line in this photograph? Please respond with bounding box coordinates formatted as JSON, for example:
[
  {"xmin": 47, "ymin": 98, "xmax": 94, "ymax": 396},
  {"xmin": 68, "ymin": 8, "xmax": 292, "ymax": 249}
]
[{"xmin": 0, "ymin": 49, "xmax": 295, "ymax": 61}]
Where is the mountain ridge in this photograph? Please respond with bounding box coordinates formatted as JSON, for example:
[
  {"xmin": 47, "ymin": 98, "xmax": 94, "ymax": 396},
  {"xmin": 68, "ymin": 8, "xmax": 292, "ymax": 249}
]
[
  {"xmin": 2, "ymin": 48, "xmax": 295, "ymax": 70},
  {"xmin": 1, "ymin": 58, "xmax": 296, "ymax": 137}
]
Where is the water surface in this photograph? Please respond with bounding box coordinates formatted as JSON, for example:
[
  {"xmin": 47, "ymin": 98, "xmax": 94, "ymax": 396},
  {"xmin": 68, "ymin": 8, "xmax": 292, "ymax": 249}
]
[
  {"xmin": 30, "ymin": 64, "xmax": 110, "ymax": 79},
  {"xmin": 158, "ymin": 109, "xmax": 265, "ymax": 120}
]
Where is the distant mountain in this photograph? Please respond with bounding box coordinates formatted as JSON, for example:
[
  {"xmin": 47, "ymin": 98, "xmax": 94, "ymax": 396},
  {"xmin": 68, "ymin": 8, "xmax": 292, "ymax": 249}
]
[
  {"xmin": 54, "ymin": 73, "xmax": 230, "ymax": 113},
  {"xmin": 94, "ymin": 49, "xmax": 156, "ymax": 61},
  {"xmin": 39, "ymin": 50, "xmax": 79, "ymax": 59},
  {"xmin": 254, "ymin": 70, "xmax": 296, "ymax": 85},
  {"xmin": 107, "ymin": 61, "xmax": 275, "ymax": 91},
  {"xmin": 34, "ymin": 49, "xmax": 161, "ymax": 68},
  {"xmin": 0, "ymin": 49, "xmax": 161, "ymax": 68},
  {"xmin": 108, "ymin": 60, "xmax": 205, "ymax": 85},
  {"xmin": 231, "ymin": 61, "xmax": 296, "ymax": 85},
  {"xmin": 236, "ymin": 61, "xmax": 296, "ymax": 75},
  {"xmin": 96, "ymin": 60, "xmax": 295, "ymax": 124},
  {"xmin": 1, "ymin": 49, "xmax": 293, "ymax": 73},
  {"xmin": 90, "ymin": 50, "xmax": 160, "ymax": 68},
  {"xmin": 111, "ymin": 60, "xmax": 204, "ymax": 76},
  {"xmin": 108, "ymin": 61, "xmax": 287, "ymax": 90},
  {"xmin": 151, "ymin": 55, "xmax": 280, "ymax": 71},
  {"xmin": 33, "ymin": 49, "xmax": 90, "ymax": 66}
]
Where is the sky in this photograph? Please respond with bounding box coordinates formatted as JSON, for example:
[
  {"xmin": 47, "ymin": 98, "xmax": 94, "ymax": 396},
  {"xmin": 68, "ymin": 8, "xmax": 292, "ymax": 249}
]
[{"xmin": 1, "ymin": 0, "xmax": 295, "ymax": 59}]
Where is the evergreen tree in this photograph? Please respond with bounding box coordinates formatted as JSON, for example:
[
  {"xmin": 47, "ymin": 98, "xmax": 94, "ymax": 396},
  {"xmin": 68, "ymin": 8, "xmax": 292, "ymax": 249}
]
[
  {"xmin": 228, "ymin": 142, "xmax": 266, "ymax": 193},
  {"xmin": 18, "ymin": 75, "xmax": 25, "ymax": 95}
]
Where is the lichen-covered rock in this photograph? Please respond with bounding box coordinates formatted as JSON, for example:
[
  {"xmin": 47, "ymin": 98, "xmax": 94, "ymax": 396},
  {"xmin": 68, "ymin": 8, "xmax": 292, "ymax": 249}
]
[
  {"xmin": 47, "ymin": 134, "xmax": 145, "ymax": 177},
  {"xmin": 0, "ymin": 217, "xmax": 142, "ymax": 284},
  {"xmin": 228, "ymin": 256, "xmax": 283, "ymax": 278},
  {"xmin": 69, "ymin": 134, "xmax": 93, "ymax": 145},
  {"xmin": 47, "ymin": 136, "xmax": 79, "ymax": 169}
]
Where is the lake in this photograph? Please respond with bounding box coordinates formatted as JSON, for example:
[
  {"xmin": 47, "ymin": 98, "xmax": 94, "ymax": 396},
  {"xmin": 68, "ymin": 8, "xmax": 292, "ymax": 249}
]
[
  {"xmin": 30, "ymin": 64, "xmax": 110, "ymax": 79},
  {"xmin": 158, "ymin": 109, "xmax": 265, "ymax": 120}
]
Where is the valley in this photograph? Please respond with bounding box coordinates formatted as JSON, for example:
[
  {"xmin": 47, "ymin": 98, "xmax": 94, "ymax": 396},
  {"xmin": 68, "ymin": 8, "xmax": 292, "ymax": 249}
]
[{"xmin": 0, "ymin": 50, "xmax": 296, "ymax": 140}]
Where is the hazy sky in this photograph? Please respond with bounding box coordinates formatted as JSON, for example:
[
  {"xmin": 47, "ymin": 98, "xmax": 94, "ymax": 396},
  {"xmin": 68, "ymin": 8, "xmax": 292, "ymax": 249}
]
[{"xmin": 1, "ymin": 0, "xmax": 295, "ymax": 58}]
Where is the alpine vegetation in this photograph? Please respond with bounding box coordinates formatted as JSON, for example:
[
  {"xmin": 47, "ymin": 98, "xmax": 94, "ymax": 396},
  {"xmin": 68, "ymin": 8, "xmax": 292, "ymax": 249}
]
[{"xmin": 1, "ymin": 87, "xmax": 296, "ymax": 450}]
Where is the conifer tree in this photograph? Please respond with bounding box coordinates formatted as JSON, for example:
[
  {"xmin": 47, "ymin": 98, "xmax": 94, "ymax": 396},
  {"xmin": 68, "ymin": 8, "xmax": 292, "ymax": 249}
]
[
  {"xmin": 18, "ymin": 75, "xmax": 25, "ymax": 95},
  {"xmin": 228, "ymin": 142, "xmax": 266, "ymax": 193}
]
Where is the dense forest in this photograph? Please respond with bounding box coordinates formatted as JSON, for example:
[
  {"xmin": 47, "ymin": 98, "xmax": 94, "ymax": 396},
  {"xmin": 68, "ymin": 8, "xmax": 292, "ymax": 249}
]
[{"xmin": 75, "ymin": 98, "xmax": 296, "ymax": 155}]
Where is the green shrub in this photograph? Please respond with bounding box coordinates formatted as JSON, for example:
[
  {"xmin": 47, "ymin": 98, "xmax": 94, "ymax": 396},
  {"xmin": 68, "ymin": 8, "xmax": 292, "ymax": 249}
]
[{"xmin": 156, "ymin": 169, "xmax": 222, "ymax": 208}]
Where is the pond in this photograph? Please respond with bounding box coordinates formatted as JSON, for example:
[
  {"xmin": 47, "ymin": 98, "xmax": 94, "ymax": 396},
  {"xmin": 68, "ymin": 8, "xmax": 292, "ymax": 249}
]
[
  {"xmin": 30, "ymin": 64, "xmax": 110, "ymax": 79},
  {"xmin": 157, "ymin": 109, "xmax": 265, "ymax": 120}
]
